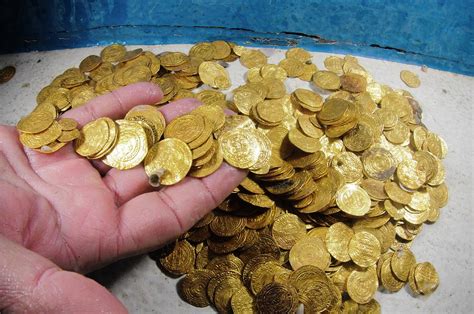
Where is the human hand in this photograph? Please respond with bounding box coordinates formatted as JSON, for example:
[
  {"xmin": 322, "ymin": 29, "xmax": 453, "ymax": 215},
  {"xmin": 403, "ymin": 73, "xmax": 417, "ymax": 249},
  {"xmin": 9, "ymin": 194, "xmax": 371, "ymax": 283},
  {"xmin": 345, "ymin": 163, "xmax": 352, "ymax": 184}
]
[{"xmin": 0, "ymin": 82, "xmax": 246, "ymax": 312}]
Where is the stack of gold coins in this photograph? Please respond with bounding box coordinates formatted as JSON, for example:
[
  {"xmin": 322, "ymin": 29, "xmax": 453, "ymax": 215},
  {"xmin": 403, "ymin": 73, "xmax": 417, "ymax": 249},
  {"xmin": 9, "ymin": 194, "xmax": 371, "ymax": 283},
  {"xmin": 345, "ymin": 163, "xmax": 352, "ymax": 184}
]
[{"xmin": 16, "ymin": 41, "xmax": 446, "ymax": 313}]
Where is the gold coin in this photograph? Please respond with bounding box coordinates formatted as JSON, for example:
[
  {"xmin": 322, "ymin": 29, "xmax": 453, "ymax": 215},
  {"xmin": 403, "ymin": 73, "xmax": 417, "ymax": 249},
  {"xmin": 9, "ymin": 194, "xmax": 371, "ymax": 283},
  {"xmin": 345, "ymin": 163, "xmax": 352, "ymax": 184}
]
[
  {"xmin": 231, "ymin": 287, "xmax": 255, "ymax": 314},
  {"xmin": 324, "ymin": 56, "xmax": 344, "ymax": 75},
  {"xmin": 278, "ymin": 58, "xmax": 305, "ymax": 77},
  {"xmin": 271, "ymin": 213, "xmax": 306, "ymax": 250},
  {"xmin": 164, "ymin": 114, "xmax": 205, "ymax": 143},
  {"xmin": 211, "ymin": 40, "xmax": 232, "ymax": 59},
  {"xmin": 102, "ymin": 120, "xmax": 148, "ymax": 170},
  {"xmin": 58, "ymin": 118, "xmax": 78, "ymax": 131},
  {"xmin": 218, "ymin": 128, "xmax": 261, "ymax": 169},
  {"xmin": 17, "ymin": 104, "xmax": 57, "ymax": 134},
  {"xmin": 362, "ymin": 147, "xmax": 396, "ymax": 181},
  {"xmin": 326, "ymin": 222, "xmax": 354, "ymax": 262},
  {"xmin": 347, "ymin": 267, "xmax": 378, "ymax": 304},
  {"xmin": 57, "ymin": 128, "xmax": 81, "ymax": 143},
  {"xmin": 240, "ymin": 49, "xmax": 267, "ymax": 68},
  {"xmin": 19, "ymin": 121, "xmax": 62, "ymax": 149},
  {"xmin": 286, "ymin": 47, "xmax": 312, "ymax": 63},
  {"xmin": 288, "ymin": 127, "xmax": 322, "ymax": 153},
  {"xmin": 125, "ymin": 105, "xmax": 166, "ymax": 142},
  {"xmin": 332, "ymin": 152, "xmax": 363, "ymax": 183},
  {"xmin": 336, "ymin": 183, "xmax": 371, "ymax": 216},
  {"xmin": 391, "ymin": 247, "xmax": 417, "ymax": 281},
  {"xmin": 396, "ymin": 159, "xmax": 426, "ymax": 190},
  {"xmin": 100, "ymin": 44, "xmax": 126, "ymax": 62},
  {"xmin": 79, "ymin": 55, "xmax": 102, "ymax": 72},
  {"xmin": 189, "ymin": 144, "xmax": 223, "ymax": 178},
  {"xmin": 178, "ymin": 269, "xmax": 215, "ymax": 307},
  {"xmin": 144, "ymin": 138, "xmax": 193, "ymax": 186},
  {"xmin": 198, "ymin": 61, "xmax": 231, "ymax": 89},
  {"xmin": 348, "ymin": 231, "xmax": 381, "ymax": 267},
  {"xmin": 255, "ymin": 282, "xmax": 298, "ymax": 314},
  {"xmin": 400, "ymin": 70, "xmax": 421, "ymax": 88},
  {"xmin": 192, "ymin": 105, "xmax": 225, "ymax": 132},
  {"xmin": 159, "ymin": 240, "xmax": 195, "ymax": 276},
  {"xmin": 312, "ymin": 70, "xmax": 341, "ymax": 90},
  {"xmin": 414, "ymin": 262, "xmax": 439, "ymax": 295},
  {"xmin": 289, "ymin": 235, "xmax": 331, "ymax": 270},
  {"xmin": 233, "ymin": 87, "xmax": 264, "ymax": 115}
]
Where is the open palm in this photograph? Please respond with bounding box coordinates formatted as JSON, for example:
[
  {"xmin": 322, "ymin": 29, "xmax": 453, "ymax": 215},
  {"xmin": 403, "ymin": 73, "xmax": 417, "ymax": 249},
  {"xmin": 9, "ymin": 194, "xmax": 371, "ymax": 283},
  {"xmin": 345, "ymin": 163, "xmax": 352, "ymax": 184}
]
[{"xmin": 0, "ymin": 83, "xmax": 245, "ymax": 312}]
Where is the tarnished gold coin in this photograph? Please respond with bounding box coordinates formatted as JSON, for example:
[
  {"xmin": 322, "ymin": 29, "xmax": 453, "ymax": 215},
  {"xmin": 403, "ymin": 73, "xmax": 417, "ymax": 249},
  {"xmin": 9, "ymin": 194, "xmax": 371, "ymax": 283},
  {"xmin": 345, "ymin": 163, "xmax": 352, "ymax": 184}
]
[
  {"xmin": 178, "ymin": 269, "xmax": 215, "ymax": 307},
  {"xmin": 144, "ymin": 138, "xmax": 192, "ymax": 186},
  {"xmin": 255, "ymin": 282, "xmax": 298, "ymax": 314},
  {"xmin": 0, "ymin": 65, "xmax": 16, "ymax": 83},
  {"xmin": 231, "ymin": 287, "xmax": 255, "ymax": 314},
  {"xmin": 336, "ymin": 183, "xmax": 371, "ymax": 216},
  {"xmin": 400, "ymin": 70, "xmax": 421, "ymax": 88},
  {"xmin": 102, "ymin": 120, "xmax": 148, "ymax": 170},
  {"xmin": 159, "ymin": 240, "xmax": 195, "ymax": 276},
  {"xmin": 332, "ymin": 152, "xmax": 363, "ymax": 183}
]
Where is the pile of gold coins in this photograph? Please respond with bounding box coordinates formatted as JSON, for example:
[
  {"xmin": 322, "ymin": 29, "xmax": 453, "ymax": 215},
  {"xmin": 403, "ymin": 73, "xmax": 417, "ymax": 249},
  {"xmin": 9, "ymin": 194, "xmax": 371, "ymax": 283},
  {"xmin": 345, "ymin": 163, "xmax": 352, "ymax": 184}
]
[{"xmin": 16, "ymin": 40, "xmax": 447, "ymax": 313}]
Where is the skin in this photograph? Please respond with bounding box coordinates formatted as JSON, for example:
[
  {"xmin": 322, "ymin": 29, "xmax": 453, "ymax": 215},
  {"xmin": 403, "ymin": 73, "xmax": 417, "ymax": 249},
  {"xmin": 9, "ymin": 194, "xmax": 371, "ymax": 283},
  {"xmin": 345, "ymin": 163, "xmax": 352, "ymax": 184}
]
[{"xmin": 0, "ymin": 82, "xmax": 246, "ymax": 312}]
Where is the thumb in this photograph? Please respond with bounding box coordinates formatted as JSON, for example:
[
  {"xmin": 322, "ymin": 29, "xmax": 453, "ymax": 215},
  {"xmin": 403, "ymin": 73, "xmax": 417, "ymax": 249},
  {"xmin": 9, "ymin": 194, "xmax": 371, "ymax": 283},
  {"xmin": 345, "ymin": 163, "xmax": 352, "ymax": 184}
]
[{"xmin": 0, "ymin": 235, "xmax": 127, "ymax": 313}]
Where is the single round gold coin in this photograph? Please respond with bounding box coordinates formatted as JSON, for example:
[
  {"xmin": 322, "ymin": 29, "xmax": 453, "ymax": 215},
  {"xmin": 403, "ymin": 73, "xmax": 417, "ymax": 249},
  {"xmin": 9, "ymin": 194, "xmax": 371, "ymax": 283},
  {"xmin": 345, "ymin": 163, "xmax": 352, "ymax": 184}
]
[
  {"xmin": 102, "ymin": 120, "xmax": 148, "ymax": 170},
  {"xmin": 144, "ymin": 138, "xmax": 192, "ymax": 186},
  {"xmin": 79, "ymin": 55, "xmax": 102, "ymax": 72},
  {"xmin": 100, "ymin": 44, "xmax": 126, "ymax": 62},
  {"xmin": 348, "ymin": 231, "xmax": 381, "ymax": 267},
  {"xmin": 336, "ymin": 183, "xmax": 371, "ymax": 216},
  {"xmin": 326, "ymin": 222, "xmax": 354, "ymax": 262},
  {"xmin": 289, "ymin": 235, "xmax": 331, "ymax": 271},
  {"xmin": 218, "ymin": 128, "xmax": 261, "ymax": 169},
  {"xmin": 164, "ymin": 114, "xmax": 205, "ymax": 143},
  {"xmin": 400, "ymin": 70, "xmax": 421, "ymax": 88},
  {"xmin": 17, "ymin": 103, "xmax": 57, "ymax": 134},
  {"xmin": 414, "ymin": 262, "xmax": 439, "ymax": 295},
  {"xmin": 347, "ymin": 267, "xmax": 378, "ymax": 304},
  {"xmin": 312, "ymin": 70, "xmax": 341, "ymax": 90}
]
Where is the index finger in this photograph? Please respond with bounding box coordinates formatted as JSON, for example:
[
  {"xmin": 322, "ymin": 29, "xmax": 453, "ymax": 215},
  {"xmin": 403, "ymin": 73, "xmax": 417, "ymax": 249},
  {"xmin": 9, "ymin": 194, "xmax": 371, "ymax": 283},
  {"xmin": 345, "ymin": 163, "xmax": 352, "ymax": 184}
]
[{"xmin": 62, "ymin": 82, "xmax": 163, "ymax": 127}]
